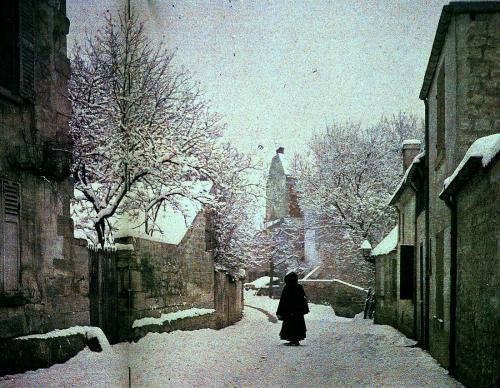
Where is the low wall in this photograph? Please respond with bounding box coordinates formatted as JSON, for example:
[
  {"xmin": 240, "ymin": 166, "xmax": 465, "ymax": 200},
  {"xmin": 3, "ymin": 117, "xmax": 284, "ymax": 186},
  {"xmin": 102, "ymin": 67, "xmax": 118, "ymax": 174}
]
[
  {"xmin": 0, "ymin": 334, "xmax": 89, "ymax": 376},
  {"xmin": 129, "ymin": 272, "xmax": 243, "ymax": 342},
  {"xmin": 132, "ymin": 312, "xmax": 218, "ymax": 342},
  {"xmin": 300, "ymin": 280, "xmax": 367, "ymax": 318},
  {"xmin": 115, "ymin": 231, "xmax": 214, "ymax": 341}
]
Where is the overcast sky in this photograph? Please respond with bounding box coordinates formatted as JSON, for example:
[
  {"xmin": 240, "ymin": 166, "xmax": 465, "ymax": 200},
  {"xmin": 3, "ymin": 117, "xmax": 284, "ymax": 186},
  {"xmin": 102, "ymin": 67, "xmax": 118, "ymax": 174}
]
[{"xmin": 67, "ymin": 0, "xmax": 452, "ymax": 161}]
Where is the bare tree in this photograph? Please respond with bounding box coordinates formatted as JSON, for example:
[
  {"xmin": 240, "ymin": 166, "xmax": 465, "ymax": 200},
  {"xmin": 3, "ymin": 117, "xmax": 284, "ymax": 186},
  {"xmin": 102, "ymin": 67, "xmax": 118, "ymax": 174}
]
[
  {"xmin": 296, "ymin": 113, "xmax": 423, "ymax": 284},
  {"xmin": 208, "ymin": 144, "xmax": 262, "ymax": 277},
  {"xmin": 70, "ymin": 10, "xmax": 223, "ymax": 246}
]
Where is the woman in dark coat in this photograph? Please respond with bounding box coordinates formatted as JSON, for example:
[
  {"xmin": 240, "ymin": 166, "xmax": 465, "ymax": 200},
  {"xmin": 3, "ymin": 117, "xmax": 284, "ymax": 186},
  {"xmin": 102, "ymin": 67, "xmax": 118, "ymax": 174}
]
[{"xmin": 276, "ymin": 272, "xmax": 309, "ymax": 346}]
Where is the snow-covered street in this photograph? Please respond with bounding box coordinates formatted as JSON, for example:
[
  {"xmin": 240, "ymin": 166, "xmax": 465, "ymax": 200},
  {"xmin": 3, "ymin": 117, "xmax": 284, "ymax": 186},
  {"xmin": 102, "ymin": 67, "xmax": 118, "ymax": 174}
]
[{"xmin": 1, "ymin": 292, "xmax": 462, "ymax": 387}]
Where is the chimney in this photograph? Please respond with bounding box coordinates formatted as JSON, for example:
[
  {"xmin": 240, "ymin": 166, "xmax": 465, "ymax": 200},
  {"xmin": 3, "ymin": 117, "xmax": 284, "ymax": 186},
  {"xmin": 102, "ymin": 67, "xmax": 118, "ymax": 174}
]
[
  {"xmin": 402, "ymin": 140, "xmax": 421, "ymax": 172},
  {"xmin": 276, "ymin": 147, "xmax": 285, "ymax": 154}
]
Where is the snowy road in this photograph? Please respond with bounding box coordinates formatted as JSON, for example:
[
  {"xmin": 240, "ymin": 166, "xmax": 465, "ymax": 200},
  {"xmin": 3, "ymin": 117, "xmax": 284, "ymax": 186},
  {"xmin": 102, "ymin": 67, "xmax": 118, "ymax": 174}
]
[{"xmin": 1, "ymin": 291, "xmax": 462, "ymax": 387}]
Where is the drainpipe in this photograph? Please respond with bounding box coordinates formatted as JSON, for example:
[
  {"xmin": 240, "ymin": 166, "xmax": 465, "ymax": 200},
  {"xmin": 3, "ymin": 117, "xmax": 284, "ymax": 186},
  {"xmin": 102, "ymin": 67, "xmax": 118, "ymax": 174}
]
[
  {"xmin": 409, "ymin": 182, "xmax": 419, "ymax": 340},
  {"xmin": 443, "ymin": 194, "xmax": 457, "ymax": 376},
  {"xmin": 423, "ymin": 98, "xmax": 430, "ymax": 349}
]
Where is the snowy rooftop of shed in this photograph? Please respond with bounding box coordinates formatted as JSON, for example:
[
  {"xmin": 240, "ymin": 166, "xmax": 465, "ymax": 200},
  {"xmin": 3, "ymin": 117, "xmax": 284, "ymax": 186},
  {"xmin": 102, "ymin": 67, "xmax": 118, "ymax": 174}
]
[
  {"xmin": 361, "ymin": 240, "xmax": 372, "ymax": 249},
  {"xmin": 371, "ymin": 226, "xmax": 398, "ymax": 257},
  {"xmin": 441, "ymin": 134, "xmax": 500, "ymax": 195},
  {"xmin": 402, "ymin": 139, "xmax": 421, "ymax": 146},
  {"xmin": 114, "ymin": 181, "xmax": 213, "ymax": 245}
]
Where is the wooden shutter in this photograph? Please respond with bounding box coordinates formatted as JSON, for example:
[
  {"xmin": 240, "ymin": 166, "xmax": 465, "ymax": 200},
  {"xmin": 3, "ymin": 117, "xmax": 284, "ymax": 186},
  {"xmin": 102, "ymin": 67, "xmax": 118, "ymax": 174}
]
[
  {"xmin": 1, "ymin": 180, "xmax": 21, "ymax": 292},
  {"xmin": 19, "ymin": 0, "xmax": 35, "ymax": 100}
]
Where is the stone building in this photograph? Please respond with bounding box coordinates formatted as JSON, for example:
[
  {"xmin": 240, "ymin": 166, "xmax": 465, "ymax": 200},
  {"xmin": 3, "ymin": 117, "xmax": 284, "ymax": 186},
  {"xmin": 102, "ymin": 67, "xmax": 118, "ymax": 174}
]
[
  {"xmin": 262, "ymin": 147, "xmax": 306, "ymax": 280},
  {"xmin": 0, "ymin": 0, "xmax": 90, "ymax": 340},
  {"xmin": 372, "ymin": 226, "xmax": 398, "ymax": 327},
  {"xmin": 373, "ymin": 142, "xmax": 425, "ymax": 338},
  {"xmin": 374, "ymin": 2, "xmax": 500, "ymax": 386}
]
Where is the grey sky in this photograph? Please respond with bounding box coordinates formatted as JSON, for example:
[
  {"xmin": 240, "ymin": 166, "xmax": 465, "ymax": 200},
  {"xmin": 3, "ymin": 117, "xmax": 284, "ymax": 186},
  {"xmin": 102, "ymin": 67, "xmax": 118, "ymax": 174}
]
[{"xmin": 67, "ymin": 0, "xmax": 451, "ymax": 160}]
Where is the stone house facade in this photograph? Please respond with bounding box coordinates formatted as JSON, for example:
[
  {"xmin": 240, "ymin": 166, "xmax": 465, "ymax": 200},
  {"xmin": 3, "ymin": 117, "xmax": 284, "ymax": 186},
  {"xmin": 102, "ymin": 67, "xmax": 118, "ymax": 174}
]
[
  {"xmin": 373, "ymin": 143, "xmax": 425, "ymax": 339},
  {"xmin": 0, "ymin": 0, "xmax": 90, "ymax": 340},
  {"xmin": 374, "ymin": 2, "xmax": 499, "ymax": 386}
]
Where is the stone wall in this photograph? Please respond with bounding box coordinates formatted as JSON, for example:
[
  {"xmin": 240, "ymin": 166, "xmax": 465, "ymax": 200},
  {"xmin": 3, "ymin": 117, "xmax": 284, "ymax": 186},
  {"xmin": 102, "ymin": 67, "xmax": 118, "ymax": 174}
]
[
  {"xmin": 130, "ymin": 272, "xmax": 243, "ymax": 342},
  {"xmin": 374, "ymin": 251, "xmax": 398, "ymax": 327},
  {"xmin": 0, "ymin": 1, "xmax": 90, "ymax": 340},
  {"xmin": 456, "ymin": 12, "xmax": 500, "ymax": 158},
  {"xmin": 425, "ymin": 10, "xmax": 500, "ymax": 368},
  {"xmin": 115, "ymin": 212, "xmax": 215, "ymax": 341},
  {"xmin": 0, "ymin": 333, "xmax": 89, "ymax": 376},
  {"xmin": 454, "ymin": 164, "xmax": 499, "ymax": 387}
]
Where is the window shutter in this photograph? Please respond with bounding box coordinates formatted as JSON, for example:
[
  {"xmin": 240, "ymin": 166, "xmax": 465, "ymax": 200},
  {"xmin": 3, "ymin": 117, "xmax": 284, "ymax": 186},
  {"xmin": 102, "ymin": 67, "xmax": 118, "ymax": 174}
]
[
  {"xmin": 19, "ymin": 0, "xmax": 35, "ymax": 100},
  {"xmin": 1, "ymin": 180, "xmax": 21, "ymax": 292}
]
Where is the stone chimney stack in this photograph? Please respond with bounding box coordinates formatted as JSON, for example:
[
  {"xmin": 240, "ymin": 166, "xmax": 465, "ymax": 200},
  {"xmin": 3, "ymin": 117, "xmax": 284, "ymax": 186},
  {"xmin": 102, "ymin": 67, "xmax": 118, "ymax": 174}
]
[
  {"xmin": 402, "ymin": 140, "xmax": 421, "ymax": 172},
  {"xmin": 276, "ymin": 146, "xmax": 285, "ymax": 154}
]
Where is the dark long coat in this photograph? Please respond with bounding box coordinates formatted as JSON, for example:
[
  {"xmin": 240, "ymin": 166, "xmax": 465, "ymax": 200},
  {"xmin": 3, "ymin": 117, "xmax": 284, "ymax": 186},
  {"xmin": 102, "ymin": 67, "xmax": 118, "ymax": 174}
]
[{"xmin": 276, "ymin": 272, "xmax": 309, "ymax": 342}]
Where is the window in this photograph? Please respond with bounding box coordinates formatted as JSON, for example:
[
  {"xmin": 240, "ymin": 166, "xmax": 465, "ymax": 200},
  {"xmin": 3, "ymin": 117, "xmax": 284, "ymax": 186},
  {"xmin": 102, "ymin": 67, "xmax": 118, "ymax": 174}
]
[
  {"xmin": 401, "ymin": 212, "xmax": 405, "ymax": 242},
  {"xmin": 0, "ymin": 0, "xmax": 34, "ymax": 99},
  {"xmin": 400, "ymin": 245, "xmax": 415, "ymax": 300},
  {"xmin": 391, "ymin": 257, "xmax": 397, "ymax": 298},
  {"xmin": 435, "ymin": 230, "xmax": 444, "ymax": 319},
  {"xmin": 1, "ymin": 179, "xmax": 21, "ymax": 293},
  {"xmin": 436, "ymin": 63, "xmax": 446, "ymax": 163},
  {"xmin": 0, "ymin": 0, "xmax": 19, "ymax": 94}
]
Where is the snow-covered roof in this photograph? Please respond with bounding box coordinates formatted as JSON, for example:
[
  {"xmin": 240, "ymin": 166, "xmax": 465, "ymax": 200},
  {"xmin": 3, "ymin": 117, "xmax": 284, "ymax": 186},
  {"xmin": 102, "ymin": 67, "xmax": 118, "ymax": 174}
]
[
  {"xmin": 402, "ymin": 139, "xmax": 421, "ymax": 147},
  {"xmin": 361, "ymin": 240, "xmax": 372, "ymax": 250},
  {"xmin": 263, "ymin": 218, "xmax": 281, "ymax": 230},
  {"xmin": 114, "ymin": 181, "xmax": 213, "ymax": 246},
  {"xmin": 441, "ymin": 134, "xmax": 500, "ymax": 195},
  {"xmin": 389, "ymin": 151, "xmax": 425, "ymax": 204},
  {"xmin": 245, "ymin": 276, "xmax": 276, "ymax": 288},
  {"xmin": 371, "ymin": 226, "xmax": 398, "ymax": 257}
]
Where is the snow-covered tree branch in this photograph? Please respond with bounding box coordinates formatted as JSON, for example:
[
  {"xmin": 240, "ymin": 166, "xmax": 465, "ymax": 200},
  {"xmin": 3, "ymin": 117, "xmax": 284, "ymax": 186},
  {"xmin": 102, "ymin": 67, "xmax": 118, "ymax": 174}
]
[{"xmin": 70, "ymin": 10, "xmax": 224, "ymax": 246}]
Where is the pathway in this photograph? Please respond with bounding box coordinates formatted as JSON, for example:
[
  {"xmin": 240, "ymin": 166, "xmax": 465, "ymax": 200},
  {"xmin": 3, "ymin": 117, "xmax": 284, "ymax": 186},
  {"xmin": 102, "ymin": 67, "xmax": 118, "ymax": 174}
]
[{"xmin": 1, "ymin": 291, "xmax": 462, "ymax": 387}]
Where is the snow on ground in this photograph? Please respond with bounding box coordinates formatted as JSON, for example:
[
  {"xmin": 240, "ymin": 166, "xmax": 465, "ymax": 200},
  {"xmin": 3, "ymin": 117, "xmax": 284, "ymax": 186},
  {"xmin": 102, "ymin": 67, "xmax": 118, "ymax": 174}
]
[{"xmin": 1, "ymin": 291, "xmax": 462, "ymax": 388}]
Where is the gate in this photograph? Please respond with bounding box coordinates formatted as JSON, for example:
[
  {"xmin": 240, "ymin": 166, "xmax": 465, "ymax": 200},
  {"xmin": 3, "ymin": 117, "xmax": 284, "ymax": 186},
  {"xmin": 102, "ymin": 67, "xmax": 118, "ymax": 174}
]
[{"xmin": 89, "ymin": 247, "xmax": 118, "ymax": 344}]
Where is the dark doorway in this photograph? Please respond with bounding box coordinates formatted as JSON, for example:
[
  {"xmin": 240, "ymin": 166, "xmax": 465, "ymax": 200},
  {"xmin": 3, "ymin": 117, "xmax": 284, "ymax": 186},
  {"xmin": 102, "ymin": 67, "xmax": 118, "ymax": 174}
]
[{"xmin": 89, "ymin": 248, "xmax": 118, "ymax": 344}]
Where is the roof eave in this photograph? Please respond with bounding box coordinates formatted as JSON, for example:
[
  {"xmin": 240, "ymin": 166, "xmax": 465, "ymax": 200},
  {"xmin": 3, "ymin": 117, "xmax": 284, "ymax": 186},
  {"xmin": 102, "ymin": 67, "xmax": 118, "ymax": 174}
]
[
  {"xmin": 439, "ymin": 155, "xmax": 494, "ymax": 200},
  {"xmin": 389, "ymin": 162, "xmax": 423, "ymax": 205}
]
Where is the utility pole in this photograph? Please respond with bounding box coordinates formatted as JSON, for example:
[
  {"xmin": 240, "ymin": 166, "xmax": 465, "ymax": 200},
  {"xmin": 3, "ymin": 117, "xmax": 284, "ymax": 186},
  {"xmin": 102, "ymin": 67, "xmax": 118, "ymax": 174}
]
[{"xmin": 269, "ymin": 259, "xmax": 274, "ymax": 299}]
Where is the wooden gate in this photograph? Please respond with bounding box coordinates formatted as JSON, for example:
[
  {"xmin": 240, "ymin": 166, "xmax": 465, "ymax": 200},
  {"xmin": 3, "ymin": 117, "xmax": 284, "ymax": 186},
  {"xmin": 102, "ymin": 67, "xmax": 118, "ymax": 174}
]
[{"xmin": 89, "ymin": 247, "xmax": 118, "ymax": 344}]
